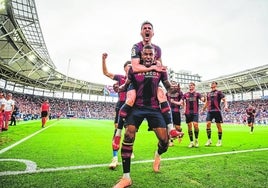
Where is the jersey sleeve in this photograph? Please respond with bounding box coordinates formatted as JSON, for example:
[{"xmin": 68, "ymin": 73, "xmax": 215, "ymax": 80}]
[{"xmin": 131, "ymin": 44, "xmax": 141, "ymax": 59}]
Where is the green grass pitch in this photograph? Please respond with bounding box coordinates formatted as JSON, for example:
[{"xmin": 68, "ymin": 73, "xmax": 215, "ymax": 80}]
[{"xmin": 0, "ymin": 119, "xmax": 267, "ymax": 188}]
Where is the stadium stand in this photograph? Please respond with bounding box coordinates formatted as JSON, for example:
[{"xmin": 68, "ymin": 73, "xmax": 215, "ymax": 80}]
[
  {"xmin": 8, "ymin": 92, "xmax": 268, "ymax": 125},
  {"xmin": 12, "ymin": 92, "xmax": 115, "ymax": 121}
]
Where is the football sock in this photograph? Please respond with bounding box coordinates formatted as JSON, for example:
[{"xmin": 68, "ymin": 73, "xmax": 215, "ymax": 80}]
[
  {"xmin": 121, "ymin": 142, "xmax": 133, "ymax": 173},
  {"xmin": 123, "ymin": 173, "xmax": 130, "ymax": 179},
  {"xmin": 194, "ymin": 129, "xmax": 199, "ymax": 139},
  {"xmin": 206, "ymin": 128, "xmax": 211, "ymax": 139},
  {"xmin": 122, "ymin": 158, "xmax": 131, "ymax": 174},
  {"xmin": 113, "ymin": 150, "xmax": 118, "ymax": 157},
  {"xmin": 188, "ymin": 130, "xmax": 193, "ymax": 141},
  {"xmin": 218, "ymin": 132, "xmax": 222, "ymax": 140},
  {"xmin": 113, "ymin": 129, "xmax": 119, "ymax": 156}
]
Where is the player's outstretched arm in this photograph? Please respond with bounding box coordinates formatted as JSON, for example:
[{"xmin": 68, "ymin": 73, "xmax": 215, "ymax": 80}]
[{"xmin": 102, "ymin": 53, "xmax": 114, "ymax": 79}]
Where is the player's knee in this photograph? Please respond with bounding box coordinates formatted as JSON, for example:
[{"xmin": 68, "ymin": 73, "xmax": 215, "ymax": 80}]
[
  {"xmin": 206, "ymin": 122, "xmax": 211, "ymax": 128},
  {"xmin": 123, "ymin": 126, "xmax": 136, "ymax": 143},
  {"xmin": 123, "ymin": 133, "xmax": 134, "ymax": 144},
  {"xmin": 193, "ymin": 123, "xmax": 199, "ymax": 129}
]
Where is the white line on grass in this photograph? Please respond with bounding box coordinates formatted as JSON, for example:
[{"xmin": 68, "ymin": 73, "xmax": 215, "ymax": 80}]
[
  {"xmin": 0, "ymin": 121, "xmax": 58, "ymax": 155},
  {"xmin": 0, "ymin": 147, "xmax": 267, "ymax": 176},
  {"xmin": 0, "ymin": 158, "xmax": 37, "ymax": 175}
]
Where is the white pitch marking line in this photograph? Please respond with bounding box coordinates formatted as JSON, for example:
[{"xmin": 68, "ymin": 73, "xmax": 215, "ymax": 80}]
[
  {"xmin": 0, "ymin": 147, "xmax": 267, "ymax": 176},
  {"xmin": 0, "ymin": 121, "xmax": 58, "ymax": 155},
  {"xmin": 0, "ymin": 158, "xmax": 37, "ymax": 176}
]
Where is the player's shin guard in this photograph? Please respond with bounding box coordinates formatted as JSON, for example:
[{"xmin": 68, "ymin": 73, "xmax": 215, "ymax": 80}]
[
  {"xmin": 206, "ymin": 128, "xmax": 211, "ymax": 139},
  {"xmin": 121, "ymin": 142, "xmax": 133, "ymax": 173},
  {"xmin": 194, "ymin": 129, "xmax": 199, "ymax": 139},
  {"xmin": 188, "ymin": 130, "xmax": 193, "ymax": 142},
  {"xmin": 218, "ymin": 132, "xmax": 222, "ymax": 140}
]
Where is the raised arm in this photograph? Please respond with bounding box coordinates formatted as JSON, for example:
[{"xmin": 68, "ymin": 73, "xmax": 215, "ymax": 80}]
[
  {"xmin": 102, "ymin": 53, "xmax": 115, "ymax": 80},
  {"xmin": 222, "ymin": 97, "xmax": 228, "ymax": 111},
  {"xmin": 202, "ymin": 99, "xmax": 208, "ymax": 112}
]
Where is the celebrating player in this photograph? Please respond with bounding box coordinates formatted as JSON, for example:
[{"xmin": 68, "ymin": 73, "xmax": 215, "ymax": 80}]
[
  {"xmin": 113, "ymin": 21, "xmax": 180, "ymax": 151},
  {"xmin": 166, "ymin": 81, "xmax": 184, "ymax": 146},
  {"xmin": 178, "ymin": 82, "xmax": 206, "ymax": 147},
  {"xmin": 102, "ymin": 53, "xmax": 132, "ymax": 169},
  {"xmin": 203, "ymin": 81, "xmax": 228, "ymax": 147},
  {"xmin": 113, "ymin": 44, "xmax": 172, "ymax": 188}
]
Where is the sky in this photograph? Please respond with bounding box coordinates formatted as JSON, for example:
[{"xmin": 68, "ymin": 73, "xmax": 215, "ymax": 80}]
[{"xmin": 35, "ymin": 0, "xmax": 268, "ymax": 85}]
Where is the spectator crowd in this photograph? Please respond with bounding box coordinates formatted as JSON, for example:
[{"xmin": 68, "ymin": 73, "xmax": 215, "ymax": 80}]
[{"xmin": 1, "ymin": 92, "xmax": 267, "ymax": 125}]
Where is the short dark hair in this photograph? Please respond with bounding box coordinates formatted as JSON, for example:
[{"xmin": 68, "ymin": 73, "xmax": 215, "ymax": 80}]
[
  {"xmin": 212, "ymin": 81, "xmax": 218, "ymax": 85},
  {"xmin": 141, "ymin": 21, "xmax": 153, "ymax": 30},
  {"xmin": 143, "ymin": 44, "xmax": 155, "ymax": 51},
  {"xmin": 123, "ymin": 61, "xmax": 131, "ymax": 68}
]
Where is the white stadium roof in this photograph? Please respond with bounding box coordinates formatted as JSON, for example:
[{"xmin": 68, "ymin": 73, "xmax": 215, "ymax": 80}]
[
  {"xmin": 195, "ymin": 64, "xmax": 268, "ymax": 95},
  {"xmin": 0, "ymin": 0, "xmax": 104, "ymax": 95}
]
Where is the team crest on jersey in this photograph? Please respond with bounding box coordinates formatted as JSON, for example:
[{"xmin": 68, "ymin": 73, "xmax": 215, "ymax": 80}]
[{"xmin": 131, "ymin": 48, "xmax": 136, "ymax": 57}]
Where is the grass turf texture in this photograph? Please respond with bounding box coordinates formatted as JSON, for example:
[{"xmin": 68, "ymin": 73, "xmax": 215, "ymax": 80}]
[{"xmin": 0, "ymin": 119, "xmax": 267, "ymax": 188}]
